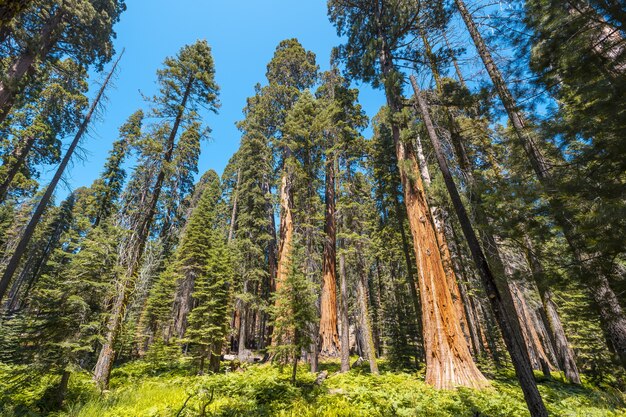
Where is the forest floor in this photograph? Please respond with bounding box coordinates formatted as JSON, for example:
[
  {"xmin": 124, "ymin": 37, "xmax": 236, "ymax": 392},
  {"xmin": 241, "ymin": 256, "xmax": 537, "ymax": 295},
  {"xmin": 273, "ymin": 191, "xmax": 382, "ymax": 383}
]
[{"xmin": 1, "ymin": 359, "xmax": 625, "ymax": 417}]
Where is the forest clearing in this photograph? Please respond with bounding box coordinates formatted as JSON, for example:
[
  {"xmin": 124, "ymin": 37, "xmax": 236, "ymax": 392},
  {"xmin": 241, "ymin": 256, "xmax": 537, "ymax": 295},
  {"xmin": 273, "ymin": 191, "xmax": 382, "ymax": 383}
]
[{"xmin": 0, "ymin": 1, "xmax": 625, "ymax": 416}]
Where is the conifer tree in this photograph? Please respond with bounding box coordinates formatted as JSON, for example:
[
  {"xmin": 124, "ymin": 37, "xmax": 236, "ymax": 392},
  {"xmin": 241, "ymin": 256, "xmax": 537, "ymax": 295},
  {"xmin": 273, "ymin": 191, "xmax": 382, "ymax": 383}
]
[
  {"xmin": 0, "ymin": 0, "xmax": 125, "ymax": 125},
  {"xmin": 230, "ymin": 88, "xmax": 276, "ymax": 354},
  {"xmin": 265, "ymin": 39, "xmax": 318, "ymax": 347},
  {"xmin": 93, "ymin": 41, "xmax": 219, "ymax": 388},
  {"xmin": 91, "ymin": 110, "xmax": 143, "ymax": 227},
  {"xmin": 0, "ymin": 59, "xmax": 88, "ymax": 204},
  {"xmin": 455, "ymin": 0, "xmax": 626, "ymax": 368},
  {"xmin": 0, "ymin": 53, "xmax": 121, "ymax": 303},
  {"xmin": 328, "ymin": 0, "xmax": 488, "ymax": 391}
]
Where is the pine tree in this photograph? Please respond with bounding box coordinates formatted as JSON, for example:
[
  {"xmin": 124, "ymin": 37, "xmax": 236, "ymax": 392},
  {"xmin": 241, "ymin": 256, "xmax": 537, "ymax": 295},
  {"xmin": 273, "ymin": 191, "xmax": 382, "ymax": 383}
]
[
  {"xmin": 270, "ymin": 240, "xmax": 318, "ymax": 384},
  {"xmin": 266, "ymin": 40, "xmax": 318, "ymax": 327},
  {"xmin": 91, "ymin": 110, "xmax": 143, "ymax": 227},
  {"xmin": 0, "ymin": 0, "xmax": 125, "ymax": 125},
  {"xmin": 179, "ymin": 170, "xmax": 232, "ymax": 374},
  {"xmin": 93, "ymin": 40, "xmax": 219, "ymax": 388},
  {"xmin": 455, "ymin": 0, "xmax": 626, "ymax": 368},
  {"xmin": 0, "ymin": 53, "xmax": 121, "ymax": 303},
  {"xmin": 0, "ymin": 59, "xmax": 88, "ymax": 203}
]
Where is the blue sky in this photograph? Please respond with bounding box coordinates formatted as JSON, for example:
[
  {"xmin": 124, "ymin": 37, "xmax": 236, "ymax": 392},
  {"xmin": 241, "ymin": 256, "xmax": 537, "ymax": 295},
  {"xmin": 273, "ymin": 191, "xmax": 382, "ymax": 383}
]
[{"xmin": 60, "ymin": 0, "xmax": 384, "ymax": 195}]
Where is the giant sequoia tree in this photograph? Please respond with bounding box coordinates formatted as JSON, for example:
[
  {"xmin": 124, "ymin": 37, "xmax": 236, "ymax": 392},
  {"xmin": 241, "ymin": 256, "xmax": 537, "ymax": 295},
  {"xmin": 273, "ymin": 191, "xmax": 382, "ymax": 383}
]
[
  {"xmin": 328, "ymin": 0, "xmax": 487, "ymax": 390},
  {"xmin": 265, "ymin": 39, "xmax": 318, "ymax": 345}
]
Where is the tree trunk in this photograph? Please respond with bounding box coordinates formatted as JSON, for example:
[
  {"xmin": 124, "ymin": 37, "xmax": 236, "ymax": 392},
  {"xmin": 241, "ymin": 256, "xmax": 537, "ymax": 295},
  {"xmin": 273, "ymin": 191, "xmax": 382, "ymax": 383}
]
[
  {"xmin": 291, "ymin": 354, "xmax": 298, "ymax": 384},
  {"xmin": 53, "ymin": 369, "xmax": 70, "ymax": 409},
  {"xmin": 446, "ymin": 225, "xmax": 483, "ymax": 357},
  {"xmin": 0, "ymin": 134, "xmax": 36, "ymax": 204},
  {"xmin": 338, "ymin": 241, "xmax": 350, "ymax": 372},
  {"xmin": 456, "ymin": 0, "xmax": 626, "ymax": 367},
  {"xmin": 376, "ymin": 30, "xmax": 486, "ymax": 388},
  {"xmin": 0, "ymin": 53, "xmax": 121, "ymax": 303},
  {"xmin": 509, "ymin": 280, "xmax": 553, "ymax": 377},
  {"xmin": 355, "ymin": 249, "xmax": 378, "ymax": 375},
  {"xmin": 319, "ymin": 152, "xmax": 340, "ymax": 357},
  {"xmin": 94, "ymin": 70, "xmax": 192, "ymax": 390},
  {"xmin": 228, "ymin": 168, "xmax": 241, "ymax": 243},
  {"xmin": 0, "ymin": 8, "xmax": 64, "ymax": 125},
  {"xmin": 198, "ymin": 355, "xmax": 205, "ymax": 376},
  {"xmin": 173, "ymin": 273, "xmax": 196, "ymax": 339},
  {"xmin": 209, "ymin": 342, "xmax": 221, "ymax": 373},
  {"xmin": 414, "ymin": 127, "xmax": 472, "ymax": 353},
  {"xmin": 272, "ymin": 155, "xmax": 295, "ymax": 346},
  {"xmin": 525, "ymin": 235, "xmax": 581, "ymax": 384},
  {"xmin": 413, "ymin": 82, "xmax": 547, "ymax": 416}
]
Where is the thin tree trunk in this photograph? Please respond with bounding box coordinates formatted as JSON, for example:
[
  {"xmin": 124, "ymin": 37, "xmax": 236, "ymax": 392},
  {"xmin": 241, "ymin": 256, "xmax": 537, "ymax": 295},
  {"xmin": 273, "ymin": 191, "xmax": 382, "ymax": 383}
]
[
  {"xmin": 291, "ymin": 353, "xmax": 298, "ymax": 384},
  {"xmin": 0, "ymin": 134, "xmax": 36, "ymax": 204},
  {"xmin": 53, "ymin": 369, "xmax": 70, "ymax": 409},
  {"xmin": 319, "ymin": 151, "xmax": 340, "ymax": 357},
  {"xmin": 228, "ymin": 168, "xmax": 241, "ymax": 243},
  {"xmin": 413, "ymin": 82, "xmax": 547, "ymax": 416},
  {"xmin": 456, "ymin": 0, "xmax": 626, "ymax": 367},
  {"xmin": 338, "ymin": 240, "xmax": 350, "ymax": 372},
  {"xmin": 94, "ymin": 69, "xmax": 192, "ymax": 390},
  {"xmin": 525, "ymin": 235, "xmax": 581, "ymax": 384},
  {"xmin": 0, "ymin": 52, "xmax": 121, "ymax": 302},
  {"xmin": 0, "ymin": 8, "xmax": 64, "ymax": 125},
  {"xmin": 355, "ymin": 249, "xmax": 379, "ymax": 375}
]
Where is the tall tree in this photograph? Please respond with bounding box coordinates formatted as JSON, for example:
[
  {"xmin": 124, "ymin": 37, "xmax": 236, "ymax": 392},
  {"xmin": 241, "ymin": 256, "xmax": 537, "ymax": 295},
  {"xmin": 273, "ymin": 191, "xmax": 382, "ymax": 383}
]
[
  {"xmin": 265, "ymin": 39, "xmax": 318, "ymax": 345},
  {"xmin": 0, "ymin": 0, "xmax": 125, "ymax": 124},
  {"xmin": 413, "ymin": 81, "xmax": 547, "ymax": 416},
  {"xmin": 0, "ymin": 59, "xmax": 88, "ymax": 204},
  {"xmin": 93, "ymin": 41, "xmax": 219, "ymax": 388},
  {"xmin": 0, "ymin": 52, "xmax": 121, "ymax": 302},
  {"xmin": 328, "ymin": 0, "xmax": 487, "ymax": 390},
  {"xmin": 455, "ymin": 0, "xmax": 626, "ymax": 368},
  {"xmin": 91, "ymin": 110, "xmax": 143, "ymax": 227}
]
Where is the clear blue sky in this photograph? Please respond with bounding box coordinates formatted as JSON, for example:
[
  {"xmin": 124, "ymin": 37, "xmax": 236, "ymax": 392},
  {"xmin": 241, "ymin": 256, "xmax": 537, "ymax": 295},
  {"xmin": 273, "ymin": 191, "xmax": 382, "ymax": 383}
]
[{"xmin": 60, "ymin": 0, "xmax": 384, "ymax": 195}]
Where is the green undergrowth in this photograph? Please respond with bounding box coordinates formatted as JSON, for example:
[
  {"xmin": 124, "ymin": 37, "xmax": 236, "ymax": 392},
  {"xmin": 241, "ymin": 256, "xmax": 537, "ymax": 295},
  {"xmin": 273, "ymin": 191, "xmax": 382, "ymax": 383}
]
[{"xmin": 1, "ymin": 360, "xmax": 624, "ymax": 417}]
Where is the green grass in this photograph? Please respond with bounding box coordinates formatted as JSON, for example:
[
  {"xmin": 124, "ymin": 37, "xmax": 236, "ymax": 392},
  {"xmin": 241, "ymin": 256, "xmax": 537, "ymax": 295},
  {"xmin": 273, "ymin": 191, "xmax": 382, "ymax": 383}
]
[{"xmin": 1, "ymin": 359, "xmax": 624, "ymax": 416}]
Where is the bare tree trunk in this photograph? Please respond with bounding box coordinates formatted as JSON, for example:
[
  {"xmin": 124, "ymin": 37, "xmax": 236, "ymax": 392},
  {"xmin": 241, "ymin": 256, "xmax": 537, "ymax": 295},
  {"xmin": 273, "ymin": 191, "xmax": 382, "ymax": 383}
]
[
  {"xmin": 355, "ymin": 249, "xmax": 379, "ymax": 375},
  {"xmin": 319, "ymin": 152, "xmax": 340, "ymax": 357},
  {"xmin": 456, "ymin": 0, "xmax": 626, "ymax": 367},
  {"xmin": 272, "ymin": 155, "xmax": 295, "ymax": 347},
  {"xmin": 413, "ymin": 82, "xmax": 547, "ymax": 416},
  {"xmin": 413, "ymin": 128, "xmax": 472, "ymax": 353},
  {"xmin": 509, "ymin": 281, "xmax": 553, "ymax": 377},
  {"xmin": 375, "ymin": 27, "xmax": 486, "ymax": 387},
  {"xmin": 0, "ymin": 53, "xmax": 121, "ymax": 302}
]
